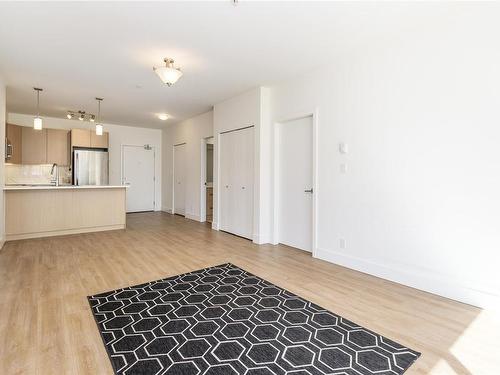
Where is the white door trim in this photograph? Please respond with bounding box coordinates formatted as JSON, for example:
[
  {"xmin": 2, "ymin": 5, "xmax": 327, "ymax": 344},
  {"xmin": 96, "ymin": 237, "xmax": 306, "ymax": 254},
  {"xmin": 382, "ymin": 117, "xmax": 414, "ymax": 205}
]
[
  {"xmin": 172, "ymin": 142, "xmax": 186, "ymax": 216},
  {"xmin": 272, "ymin": 109, "xmax": 319, "ymax": 257},
  {"xmin": 200, "ymin": 136, "xmax": 214, "ymax": 223},
  {"xmin": 121, "ymin": 144, "xmax": 156, "ymax": 211}
]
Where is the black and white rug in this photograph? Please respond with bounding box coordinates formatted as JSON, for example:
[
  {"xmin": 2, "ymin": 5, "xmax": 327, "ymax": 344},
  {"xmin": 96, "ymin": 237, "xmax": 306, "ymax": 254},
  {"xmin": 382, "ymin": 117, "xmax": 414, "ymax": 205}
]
[{"xmin": 88, "ymin": 263, "xmax": 420, "ymax": 375}]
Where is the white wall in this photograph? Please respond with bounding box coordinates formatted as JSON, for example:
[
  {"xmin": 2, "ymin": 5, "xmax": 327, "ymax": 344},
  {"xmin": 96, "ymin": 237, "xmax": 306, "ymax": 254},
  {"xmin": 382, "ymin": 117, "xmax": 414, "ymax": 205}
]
[
  {"xmin": 162, "ymin": 110, "xmax": 213, "ymax": 220},
  {"xmin": 0, "ymin": 78, "xmax": 5, "ymax": 248},
  {"xmin": 7, "ymin": 113, "xmax": 163, "ymax": 210},
  {"xmin": 267, "ymin": 15, "xmax": 500, "ymax": 308}
]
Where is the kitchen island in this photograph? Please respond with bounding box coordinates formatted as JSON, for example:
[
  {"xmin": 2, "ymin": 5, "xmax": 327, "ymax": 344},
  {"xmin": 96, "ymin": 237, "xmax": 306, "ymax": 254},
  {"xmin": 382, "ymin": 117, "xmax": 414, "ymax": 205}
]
[{"xmin": 4, "ymin": 185, "xmax": 127, "ymax": 241}]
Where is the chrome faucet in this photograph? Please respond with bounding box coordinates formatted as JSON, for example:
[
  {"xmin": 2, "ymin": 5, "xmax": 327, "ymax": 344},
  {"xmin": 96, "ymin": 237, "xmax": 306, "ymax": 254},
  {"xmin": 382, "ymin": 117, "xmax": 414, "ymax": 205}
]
[{"xmin": 50, "ymin": 163, "xmax": 59, "ymax": 186}]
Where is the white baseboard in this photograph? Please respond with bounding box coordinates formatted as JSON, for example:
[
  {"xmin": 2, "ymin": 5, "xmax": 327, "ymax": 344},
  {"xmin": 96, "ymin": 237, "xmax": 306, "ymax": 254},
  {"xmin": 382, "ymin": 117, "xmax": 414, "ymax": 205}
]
[
  {"xmin": 253, "ymin": 233, "xmax": 270, "ymax": 245},
  {"xmin": 0, "ymin": 238, "xmax": 4, "ymax": 250},
  {"xmin": 212, "ymin": 221, "xmax": 219, "ymax": 231},
  {"xmin": 162, "ymin": 207, "xmax": 172, "ymax": 214},
  {"xmin": 315, "ymin": 247, "xmax": 499, "ymax": 310},
  {"xmin": 185, "ymin": 213, "xmax": 201, "ymax": 222}
]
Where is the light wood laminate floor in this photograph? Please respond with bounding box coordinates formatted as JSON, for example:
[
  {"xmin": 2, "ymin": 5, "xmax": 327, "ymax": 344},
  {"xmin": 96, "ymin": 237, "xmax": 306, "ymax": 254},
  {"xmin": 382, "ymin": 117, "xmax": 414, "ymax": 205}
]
[{"xmin": 0, "ymin": 212, "xmax": 498, "ymax": 374}]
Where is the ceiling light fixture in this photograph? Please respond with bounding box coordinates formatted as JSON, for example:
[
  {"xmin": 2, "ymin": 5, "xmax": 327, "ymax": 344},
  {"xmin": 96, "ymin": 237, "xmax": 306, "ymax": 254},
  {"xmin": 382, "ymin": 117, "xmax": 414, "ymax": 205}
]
[
  {"xmin": 95, "ymin": 98, "xmax": 103, "ymax": 136},
  {"xmin": 158, "ymin": 113, "xmax": 169, "ymax": 121},
  {"xmin": 33, "ymin": 88, "xmax": 43, "ymax": 130},
  {"xmin": 67, "ymin": 110, "xmax": 97, "ymax": 122},
  {"xmin": 153, "ymin": 58, "xmax": 183, "ymax": 86}
]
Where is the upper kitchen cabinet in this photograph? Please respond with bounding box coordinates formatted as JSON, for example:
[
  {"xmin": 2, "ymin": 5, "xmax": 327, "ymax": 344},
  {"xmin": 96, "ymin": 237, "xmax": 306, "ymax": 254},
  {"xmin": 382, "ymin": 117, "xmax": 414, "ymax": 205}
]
[
  {"xmin": 47, "ymin": 129, "xmax": 70, "ymax": 165},
  {"xmin": 5, "ymin": 123, "xmax": 22, "ymax": 164},
  {"xmin": 91, "ymin": 131, "xmax": 109, "ymax": 149},
  {"xmin": 71, "ymin": 129, "xmax": 91, "ymax": 148},
  {"xmin": 21, "ymin": 127, "xmax": 47, "ymax": 164},
  {"xmin": 71, "ymin": 129, "xmax": 109, "ymax": 149}
]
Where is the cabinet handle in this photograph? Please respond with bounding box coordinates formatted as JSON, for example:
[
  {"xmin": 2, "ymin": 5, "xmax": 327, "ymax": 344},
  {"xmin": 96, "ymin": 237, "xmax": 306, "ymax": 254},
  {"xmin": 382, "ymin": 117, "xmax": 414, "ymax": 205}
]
[{"xmin": 304, "ymin": 188, "xmax": 313, "ymax": 193}]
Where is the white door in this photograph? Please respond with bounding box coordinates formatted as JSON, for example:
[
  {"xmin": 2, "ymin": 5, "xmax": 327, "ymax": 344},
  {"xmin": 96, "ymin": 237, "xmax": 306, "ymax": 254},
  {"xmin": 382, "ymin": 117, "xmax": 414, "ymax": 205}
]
[
  {"xmin": 219, "ymin": 133, "xmax": 233, "ymax": 231},
  {"xmin": 278, "ymin": 116, "xmax": 313, "ymax": 251},
  {"xmin": 123, "ymin": 145, "xmax": 155, "ymax": 213},
  {"xmin": 219, "ymin": 127, "xmax": 254, "ymax": 239},
  {"xmin": 173, "ymin": 143, "xmax": 186, "ymax": 216},
  {"xmin": 234, "ymin": 127, "xmax": 254, "ymax": 239}
]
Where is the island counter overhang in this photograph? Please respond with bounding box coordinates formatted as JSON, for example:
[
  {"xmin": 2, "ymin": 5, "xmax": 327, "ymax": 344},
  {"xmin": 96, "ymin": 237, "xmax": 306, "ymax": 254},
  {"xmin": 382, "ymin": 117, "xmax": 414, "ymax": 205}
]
[{"xmin": 4, "ymin": 185, "xmax": 127, "ymax": 241}]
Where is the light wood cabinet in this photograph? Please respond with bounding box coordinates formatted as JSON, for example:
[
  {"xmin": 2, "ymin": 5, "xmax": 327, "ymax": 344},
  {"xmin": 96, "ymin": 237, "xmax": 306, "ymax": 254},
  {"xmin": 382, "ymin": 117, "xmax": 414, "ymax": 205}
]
[
  {"xmin": 22, "ymin": 127, "xmax": 47, "ymax": 164},
  {"xmin": 8, "ymin": 127, "xmax": 107, "ymax": 166},
  {"xmin": 5, "ymin": 187, "xmax": 126, "ymax": 240},
  {"xmin": 6, "ymin": 123, "xmax": 22, "ymax": 164},
  {"xmin": 71, "ymin": 129, "xmax": 91, "ymax": 148},
  {"xmin": 91, "ymin": 131, "xmax": 109, "ymax": 149},
  {"xmin": 71, "ymin": 129, "xmax": 109, "ymax": 149},
  {"xmin": 47, "ymin": 129, "xmax": 70, "ymax": 165}
]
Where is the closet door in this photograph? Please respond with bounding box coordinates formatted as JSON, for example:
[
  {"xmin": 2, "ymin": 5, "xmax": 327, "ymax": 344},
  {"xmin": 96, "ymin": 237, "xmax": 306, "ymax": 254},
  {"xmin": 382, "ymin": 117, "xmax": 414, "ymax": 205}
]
[
  {"xmin": 219, "ymin": 132, "xmax": 233, "ymax": 232},
  {"xmin": 234, "ymin": 127, "xmax": 254, "ymax": 239},
  {"xmin": 219, "ymin": 127, "xmax": 254, "ymax": 239}
]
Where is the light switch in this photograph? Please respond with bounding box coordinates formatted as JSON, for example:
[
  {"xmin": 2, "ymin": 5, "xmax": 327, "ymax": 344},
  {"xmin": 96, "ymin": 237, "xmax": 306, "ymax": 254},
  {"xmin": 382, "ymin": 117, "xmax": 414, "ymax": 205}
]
[
  {"xmin": 340, "ymin": 163, "xmax": 347, "ymax": 174},
  {"xmin": 340, "ymin": 238, "xmax": 346, "ymax": 249},
  {"xmin": 339, "ymin": 143, "xmax": 348, "ymax": 154}
]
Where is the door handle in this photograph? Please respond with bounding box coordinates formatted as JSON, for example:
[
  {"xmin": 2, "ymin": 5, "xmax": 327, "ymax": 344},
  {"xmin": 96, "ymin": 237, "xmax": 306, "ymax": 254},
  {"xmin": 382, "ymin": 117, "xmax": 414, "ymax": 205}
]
[{"xmin": 304, "ymin": 188, "xmax": 313, "ymax": 193}]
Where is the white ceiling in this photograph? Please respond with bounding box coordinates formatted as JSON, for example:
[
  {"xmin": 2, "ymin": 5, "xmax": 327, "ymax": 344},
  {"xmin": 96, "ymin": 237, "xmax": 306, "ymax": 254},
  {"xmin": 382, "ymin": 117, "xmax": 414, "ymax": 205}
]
[{"xmin": 0, "ymin": 1, "xmax": 466, "ymax": 128}]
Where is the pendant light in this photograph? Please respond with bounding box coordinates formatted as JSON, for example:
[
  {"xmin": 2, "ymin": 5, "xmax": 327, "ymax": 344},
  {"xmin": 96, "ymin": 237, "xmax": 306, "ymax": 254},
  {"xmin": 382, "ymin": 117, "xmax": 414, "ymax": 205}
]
[
  {"xmin": 95, "ymin": 97, "xmax": 103, "ymax": 136},
  {"xmin": 33, "ymin": 88, "xmax": 43, "ymax": 130},
  {"xmin": 153, "ymin": 58, "xmax": 183, "ymax": 86}
]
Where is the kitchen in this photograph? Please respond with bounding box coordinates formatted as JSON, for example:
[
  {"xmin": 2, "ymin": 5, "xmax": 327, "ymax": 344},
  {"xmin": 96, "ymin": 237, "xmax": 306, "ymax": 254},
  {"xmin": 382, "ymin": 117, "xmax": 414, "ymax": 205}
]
[{"xmin": 4, "ymin": 115, "xmax": 127, "ymax": 241}]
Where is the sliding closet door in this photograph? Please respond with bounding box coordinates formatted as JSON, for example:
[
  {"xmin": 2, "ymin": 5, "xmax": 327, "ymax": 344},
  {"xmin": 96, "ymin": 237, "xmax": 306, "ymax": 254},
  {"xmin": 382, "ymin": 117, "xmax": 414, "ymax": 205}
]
[
  {"xmin": 219, "ymin": 132, "xmax": 233, "ymax": 232},
  {"xmin": 219, "ymin": 127, "xmax": 254, "ymax": 239},
  {"xmin": 234, "ymin": 127, "xmax": 254, "ymax": 239}
]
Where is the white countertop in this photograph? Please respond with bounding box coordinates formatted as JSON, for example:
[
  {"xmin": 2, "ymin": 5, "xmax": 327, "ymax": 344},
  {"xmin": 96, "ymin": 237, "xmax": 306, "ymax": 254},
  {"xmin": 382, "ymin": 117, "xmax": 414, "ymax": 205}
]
[{"xmin": 4, "ymin": 185, "xmax": 128, "ymax": 191}]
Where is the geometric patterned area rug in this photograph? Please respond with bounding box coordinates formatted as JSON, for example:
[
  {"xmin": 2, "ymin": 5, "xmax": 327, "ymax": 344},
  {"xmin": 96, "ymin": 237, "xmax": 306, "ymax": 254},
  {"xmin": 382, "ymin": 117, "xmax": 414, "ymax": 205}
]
[{"xmin": 88, "ymin": 263, "xmax": 420, "ymax": 375}]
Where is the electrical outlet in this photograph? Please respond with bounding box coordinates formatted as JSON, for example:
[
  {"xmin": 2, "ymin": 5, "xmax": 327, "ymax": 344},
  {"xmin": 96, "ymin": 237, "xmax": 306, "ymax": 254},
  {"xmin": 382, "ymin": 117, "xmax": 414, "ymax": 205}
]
[{"xmin": 339, "ymin": 238, "xmax": 346, "ymax": 249}]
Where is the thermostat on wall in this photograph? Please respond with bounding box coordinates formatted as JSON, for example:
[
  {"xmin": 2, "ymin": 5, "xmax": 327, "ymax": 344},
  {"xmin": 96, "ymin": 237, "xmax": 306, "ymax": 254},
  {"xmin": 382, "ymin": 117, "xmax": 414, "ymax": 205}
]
[{"xmin": 339, "ymin": 143, "xmax": 348, "ymax": 154}]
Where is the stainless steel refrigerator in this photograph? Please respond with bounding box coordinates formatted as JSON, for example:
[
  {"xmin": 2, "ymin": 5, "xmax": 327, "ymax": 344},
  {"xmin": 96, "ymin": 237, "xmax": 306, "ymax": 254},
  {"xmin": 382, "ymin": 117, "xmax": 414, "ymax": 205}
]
[{"xmin": 73, "ymin": 149, "xmax": 109, "ymax": 185}]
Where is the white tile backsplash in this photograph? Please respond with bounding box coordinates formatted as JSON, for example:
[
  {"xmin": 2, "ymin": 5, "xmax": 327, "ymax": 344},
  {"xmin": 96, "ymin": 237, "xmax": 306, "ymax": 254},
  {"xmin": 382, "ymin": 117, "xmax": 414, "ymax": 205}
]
[{"xmin": 5, "ymin": 164, "xmax": 71, "ymax": 185}]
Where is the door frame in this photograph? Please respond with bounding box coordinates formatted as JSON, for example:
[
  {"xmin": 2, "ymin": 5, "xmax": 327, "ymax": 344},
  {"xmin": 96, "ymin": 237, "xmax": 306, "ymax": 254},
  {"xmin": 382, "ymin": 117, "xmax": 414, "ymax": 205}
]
[
  {"xmin": 200, "ymin": 136, "xmax": 214, "ymax": 223},
  {"xmin": 121, "ymin": 144, "xmax": 156, "ymax": 212},
  {"xmin": 172, "ymin": 142, "xmax": 187, "ymax": 216},
  {"xmin": 272, "ymin": 109, "xmax": 319, "ymax": 257}
]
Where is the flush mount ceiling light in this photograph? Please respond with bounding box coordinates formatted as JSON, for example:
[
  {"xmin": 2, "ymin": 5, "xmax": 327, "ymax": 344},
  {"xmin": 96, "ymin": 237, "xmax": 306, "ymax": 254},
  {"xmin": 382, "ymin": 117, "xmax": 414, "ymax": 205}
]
[
  {"xmin": 33, "ymin": 87, "xmax": 43, "ymax": 130},
  {"xmin": 158, "ymin": 113, "xmax": 169, "ymax": 121},
  {"xmin": 95, "ymin": 97, "xmax": 103, "ymax": 136},
  {"xmin": 153, "ymin": 58, "xmax": 183, "ymax": 86}
]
